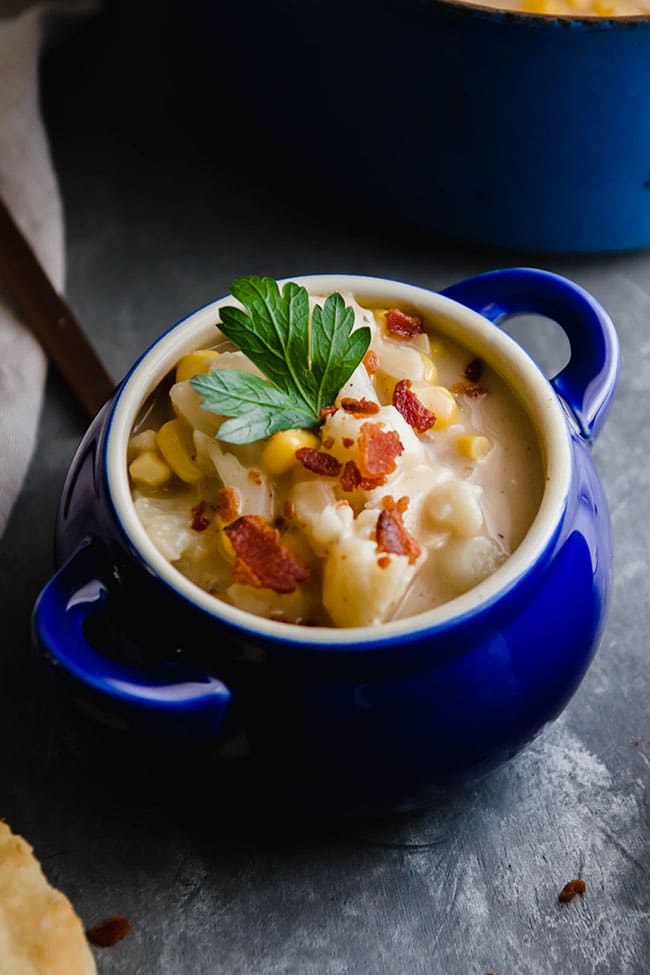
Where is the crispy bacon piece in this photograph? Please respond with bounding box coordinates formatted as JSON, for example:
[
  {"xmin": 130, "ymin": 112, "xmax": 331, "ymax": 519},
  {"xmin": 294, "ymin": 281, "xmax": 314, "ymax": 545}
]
[
  {"xmin": 217, "ymin": 486, "xmax": 241, "ymax": 525},
  {"xmin": 191, "ymin": 500, "xmax": 212, "ymax": 532},
  {"xmin": 340, "ymin": 460, "xmax": 386, "ymax": 493},
  {"xmin": 340, "ymin": 397, "xmax": 380, "ymax": 416},
  {"xmin": 342, "ymin": 437, "xmax": 354, "ymax": 449},
  {"xmin": 295, "ymin": 447, "xmax": 342, "ymax": 477},
  {"xmin": 225, "ymin": 515, "xmax": 309, "ymax": 593},
  {"xmin": 464, "ymin": 357, "xmax": 484, "ymax": 383},
  {"xmin": 86, "ymin": 915, "xmax": 132, "ymax": 948},
  {"xmin": 392, "ymin": 379, "xmax": 436, "ymax": 433},
  {"xmin": 320, "ymin": 405, "xmax": 338, "ymax": 422},
  {"xmin": 376, "ymin": 508, "xmax": 421, "ymax": 565},
  {"xmin": 358, "ymin": 422, "xmax": 403, "ymax": 479},
  {"xmin": 451, "ymin": 381, "xmax": 486, "ymax": 399},
  {"xmin": 382, "ymin": 495, "xmax": 409, "ymax": 514},
  {"xmin": 363, "ymin": 349, "xmax": 378, "ymax": 375},
  {"xmin": 386, "ymin": 307, "xmax": 423, "ymax": 340},
  {"xmin": 377, "ymin": 556, "xmax": 391, "ymax": 569},
  {"xmin": 559, "ymin": 879, "xmax": 586, "ymax": 903}
]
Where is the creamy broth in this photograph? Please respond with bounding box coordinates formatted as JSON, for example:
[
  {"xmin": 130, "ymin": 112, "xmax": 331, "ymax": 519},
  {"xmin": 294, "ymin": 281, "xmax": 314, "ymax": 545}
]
[{"xmin": 128, "ymin": 294, "xmax": 544, "ymax": 628}]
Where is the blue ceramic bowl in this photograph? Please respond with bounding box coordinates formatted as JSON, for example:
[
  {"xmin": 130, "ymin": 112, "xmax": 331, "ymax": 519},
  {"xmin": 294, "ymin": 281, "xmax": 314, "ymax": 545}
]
[
  {"xmin": 186, "ymin": 0, "xmax": 650, "ymax": 253},
  {"xmin": 32, "ymin": 269, "xmax": 619, "ymax": 814}
]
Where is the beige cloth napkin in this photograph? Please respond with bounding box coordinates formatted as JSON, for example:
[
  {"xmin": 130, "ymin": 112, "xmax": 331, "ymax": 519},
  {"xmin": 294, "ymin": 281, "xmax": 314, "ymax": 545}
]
[{"xmin": 0, "ymin": 0, "xmax": 94, "ymax": 539}]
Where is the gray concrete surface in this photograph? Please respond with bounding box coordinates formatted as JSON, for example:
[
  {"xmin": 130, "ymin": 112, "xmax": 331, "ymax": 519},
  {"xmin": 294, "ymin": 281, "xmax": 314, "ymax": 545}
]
[{"xmin": 1, "ymin": 2, "xmax": 649, "ymax": 972}]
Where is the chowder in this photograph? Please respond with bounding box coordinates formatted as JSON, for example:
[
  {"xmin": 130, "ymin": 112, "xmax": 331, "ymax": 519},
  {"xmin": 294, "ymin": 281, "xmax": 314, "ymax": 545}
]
[{"xmin": 128, "ymin": 288, "xmax": 544, "ymax": 628}]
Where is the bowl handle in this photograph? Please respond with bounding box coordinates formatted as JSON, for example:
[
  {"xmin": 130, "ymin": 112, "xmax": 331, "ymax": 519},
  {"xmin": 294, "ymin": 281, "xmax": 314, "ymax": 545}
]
[
  {"xmin": 440, "ymin": 267, "xmax": 620, "ymax": 443},
  {"xmin": 32, "ymin": 540, "xmax": 232, "ymax": 739}
]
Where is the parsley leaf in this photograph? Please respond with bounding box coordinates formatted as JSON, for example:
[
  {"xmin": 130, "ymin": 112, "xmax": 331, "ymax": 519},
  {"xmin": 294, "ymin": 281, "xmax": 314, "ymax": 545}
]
[
  {"xmin": 190, "ymin": 276, "xmax": 371, "ymax": 444},
  {"xmin": 190, "ymin": 370, "xmax": 315, "ymax": 443}
]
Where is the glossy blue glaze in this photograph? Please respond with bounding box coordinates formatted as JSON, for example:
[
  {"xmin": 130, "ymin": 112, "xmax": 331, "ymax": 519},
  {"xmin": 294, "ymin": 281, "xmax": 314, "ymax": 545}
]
[
  {"xmin": 186, "ymin": 0, "xmax": 650, "ymax": 253},
  {"xmin": 32, "ymin": 270, "xmax": 619, "ymax": 813}
]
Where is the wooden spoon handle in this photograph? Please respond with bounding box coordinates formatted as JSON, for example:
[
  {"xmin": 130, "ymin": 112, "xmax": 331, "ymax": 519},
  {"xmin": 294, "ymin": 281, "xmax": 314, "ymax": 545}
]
[{"xmin": 0, "ymin": 195, "xmax": 115, "ymax": 419}]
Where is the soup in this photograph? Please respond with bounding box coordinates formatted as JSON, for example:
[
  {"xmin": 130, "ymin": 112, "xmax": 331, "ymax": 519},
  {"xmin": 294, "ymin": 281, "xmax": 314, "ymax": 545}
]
[{"xmin": 128, "ymin": 290, "xmax": 544, "ymax": 628}]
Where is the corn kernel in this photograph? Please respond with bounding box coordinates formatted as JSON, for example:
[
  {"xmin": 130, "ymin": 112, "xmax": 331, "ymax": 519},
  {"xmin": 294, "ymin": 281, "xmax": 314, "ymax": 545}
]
[
  {"xmin": 262, "ymin": 429, "xmax": 321, "ymax": 476},
  {"xmin": 129, "ymin": 450, "xmax": 172, "ymax": 488},
  {"xmin": 374, "ymin": 369, "xmax": 399, "ymax": 404},
  {"xmin": 127, "ymin": 428, "xmax": 158, "ymax": 462},
  {"xmin": 175, "ymin": 349, "xmax": 221, "ymax": 384},
  {"xmin": 411, "ymin": 384, "xmax": 458, "ymax": 429},
  {"xmin": 156, "ymin": 419, "xmax": 202, "ymax": 483},
  {"xmin": 457, "ymin": 435, "xmax": 493, "ymax": 461},
  {"xmin": 420, "ymin": 353, "xmax": 438, "ymax": 384}
]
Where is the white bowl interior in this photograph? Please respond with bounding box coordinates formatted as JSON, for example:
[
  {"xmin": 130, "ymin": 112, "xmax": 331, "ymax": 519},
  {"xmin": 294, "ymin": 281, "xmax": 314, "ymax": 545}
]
[{"xmin": 106, "ymin": 275, "xmax": 572, "ymax": 647}]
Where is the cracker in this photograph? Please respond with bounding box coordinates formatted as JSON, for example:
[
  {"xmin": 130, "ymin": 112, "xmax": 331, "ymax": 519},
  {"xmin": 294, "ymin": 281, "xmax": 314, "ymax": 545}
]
[{"xmin": 0, "ymin": 820, "xmax": 96, "ymax": 975}]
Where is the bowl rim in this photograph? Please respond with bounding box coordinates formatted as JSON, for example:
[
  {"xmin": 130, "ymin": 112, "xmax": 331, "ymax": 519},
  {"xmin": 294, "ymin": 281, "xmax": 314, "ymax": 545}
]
[{"xmin": 105, "ymin": 273, "xmax": 572, "ymax": 648}]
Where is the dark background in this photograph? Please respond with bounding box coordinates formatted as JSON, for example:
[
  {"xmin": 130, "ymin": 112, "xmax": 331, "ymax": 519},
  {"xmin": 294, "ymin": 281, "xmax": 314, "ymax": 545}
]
[{"xmin": 1, "ymin": 2, "xmax": 649, "ymax": 972}]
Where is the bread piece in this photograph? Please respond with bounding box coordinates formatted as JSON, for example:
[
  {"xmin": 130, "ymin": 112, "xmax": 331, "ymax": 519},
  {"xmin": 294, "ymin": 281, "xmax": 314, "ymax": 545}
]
[{"xmin": 0, "ymin": 820, "xmax": 96, "ymax": 975}]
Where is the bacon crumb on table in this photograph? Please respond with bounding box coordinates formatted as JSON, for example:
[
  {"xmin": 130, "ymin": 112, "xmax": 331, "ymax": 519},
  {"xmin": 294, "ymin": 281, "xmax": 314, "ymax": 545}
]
[
  {"xmin": 392, "ymin": 379, "xmax": 436, "ymax": 433},
  {"xmin": 295, "ymin": 447, "xmax": 342, "ymax": 476},
  {"xmin": 86, "ymin": 915, "xmax": 132, "ymax": 948},
  {"xmin": 225, "ymin": 515, "xmax": 309, "ymax": 593},
  {"xmin": 385, "ymin": 307, "xmax": 423, "ymax": 339},
  {"xmin": 558, "ymin": 879, "xmax": 586, "ymax": 903}
]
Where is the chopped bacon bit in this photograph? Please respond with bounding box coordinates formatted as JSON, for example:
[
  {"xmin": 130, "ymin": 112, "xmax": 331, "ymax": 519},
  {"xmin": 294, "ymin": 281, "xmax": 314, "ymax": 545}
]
[
  {"xmin": 363, "ymin": 349, "xmax": 379, "ymax": 375},
  {"xmin": 342, "ymin": 437, "xmax": 355, "ymax": 449},
  {"xmin": 392, "ymin": 379, "xmax": 436, "ymax": 433},
  {"xmin": 320, "ymin": 405, "xmax": 338, "ymax": 422},
  {"xmin": 284, "ymin": 499, "xmax": 297, "ymax": 520},
  {"xmin": 559, "ymin": 879, "xmax": 586, "ymax": 903},
  {"xmin": 248, "ymin": 469, "xmax": 262, "ymax": 485},
  {"xmin": 322, "ymin": 436, "xmax": 335, "ymax": 450},
  {"xmin": 191, "ymin": 500, "xmax": 212, "ymax": 532},
  {"xmin": 376, "ymin": 508, "xmax": 421, "ymax": 565},
  {"xmin": 378, "ymin": 556, "xmax": 391, "ymax": 569},
  {"xmin": 381, "ymin": 495, "xmax": 409, "ymax": 513},
  {"xmin": 217, "ymin": 487, "xmax": 240, "ymax": 525},
  {"xmin": 464, "ymin": 357, "xmax": 484, "ymax": 383},
  {"xmin": 451, "ymin": 381, "xmax": 487, "ymax": 399},
  {"xmin": 225, "ymin": 516, "xmax": 309, "ymax": 593},
  {"xmin": 295, "ymin": 447, "xmax": 342, "ymax": 477},
  {"xmin": 358, "ymin": 422, "xmax": 403, "ymax": 479},
  {"xmin": 340, "ymin": 460, "xmax": 386, "ymax": 493},
  {"xmin": 86, "ymin": 915, "xmax": 132, "ymax": 948},
  {"xmin": 386, "ymin": 307, "xmax": 423, "ymax": 340},
  {"xmin": 340, "ymin": 397, "xmax": 380, "ymax": 416}
]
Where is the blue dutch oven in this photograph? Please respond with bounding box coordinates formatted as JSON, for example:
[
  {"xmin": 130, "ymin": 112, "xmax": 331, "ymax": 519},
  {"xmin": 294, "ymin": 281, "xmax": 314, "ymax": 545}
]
[
  {"xmin": 185, "ymin": 0, "xmax": 650, "ymax": 253},
  {"xmin": 32, "ymin": 269, "xmax": 619, "ymax": 814}
]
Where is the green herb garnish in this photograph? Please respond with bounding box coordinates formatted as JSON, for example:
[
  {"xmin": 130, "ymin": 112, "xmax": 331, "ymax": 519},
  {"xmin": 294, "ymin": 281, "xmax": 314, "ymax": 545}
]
[{"xmin": 190, "ymin": 276, "xmax": 371, "ymax": 444}]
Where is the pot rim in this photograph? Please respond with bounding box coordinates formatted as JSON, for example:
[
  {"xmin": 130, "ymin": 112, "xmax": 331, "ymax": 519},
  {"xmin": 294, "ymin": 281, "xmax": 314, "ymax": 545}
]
[
  {"xmin": 105, "ymin": 273, "xmax": 572, "ymax": 648},
  {"xmin": 433, "ymin": 0, "xmax": 650, "ymax": 23}
]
